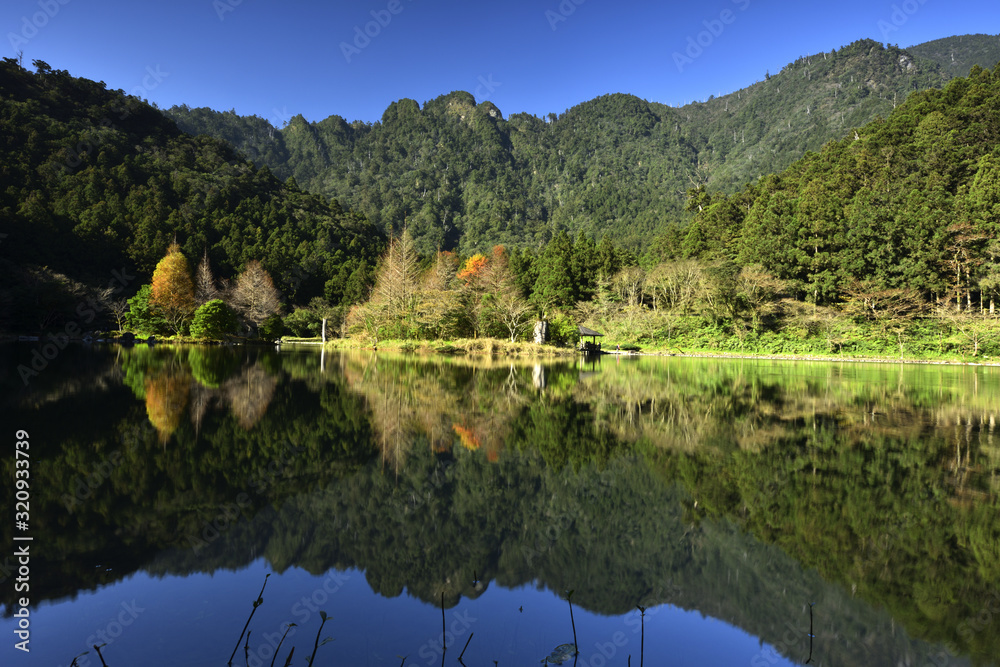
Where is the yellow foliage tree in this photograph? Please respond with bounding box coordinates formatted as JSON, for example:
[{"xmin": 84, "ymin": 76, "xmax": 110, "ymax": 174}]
[
  {"xmin": 150, "ymin": 243, "xmax": 196, "ymax": 334},
  {"xmin": 144, "ymin": 372, "xmax": 190, "ymax": 444}
]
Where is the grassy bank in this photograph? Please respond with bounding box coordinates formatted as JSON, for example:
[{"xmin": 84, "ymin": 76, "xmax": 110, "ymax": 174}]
[
  {"xmin": 578, "ymin": 307, "xmax": 1000, "ymax": 364},
  {"xmin": 318, "ymin": 337, "xmax": 577, "ymax": 358},
  {"xmin": 291, "ymin": 308, "xmax": 1000, "ymax": 366}
]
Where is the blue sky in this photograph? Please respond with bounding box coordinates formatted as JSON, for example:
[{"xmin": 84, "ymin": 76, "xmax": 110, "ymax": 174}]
[{"xmin": 3, "ymin": 0, "xmax": 997, "ymax": 125}]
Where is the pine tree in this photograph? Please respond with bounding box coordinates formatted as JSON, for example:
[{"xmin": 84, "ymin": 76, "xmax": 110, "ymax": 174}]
[{"xmin": 532, "ymin": 232, "xmax": 576, "ymax": 314}]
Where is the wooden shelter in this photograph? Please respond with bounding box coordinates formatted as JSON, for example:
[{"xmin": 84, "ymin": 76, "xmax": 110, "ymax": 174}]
[{"xmin": 577, "ymin": 325, "xmax": 604, "ymax": 352}]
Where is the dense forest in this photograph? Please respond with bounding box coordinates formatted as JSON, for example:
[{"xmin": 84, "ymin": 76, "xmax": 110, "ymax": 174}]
[
  {"xmin": 0, "ymin": 58, "xmax": 382, "ymax": 334},
  {"xmin": 678, "ymin": 63, "xmax": 1000, "ymax": 308},
  {"xmin": 332, "ymin": 58, "xmax": 1000, "ymax": 359},
  {"xmin": 2, "ymin": 35, "xmax": 999, "ymax": 351},
  {"xmin": 166, "ymin": 36, "xmax": 1000, "ymax": 254}
]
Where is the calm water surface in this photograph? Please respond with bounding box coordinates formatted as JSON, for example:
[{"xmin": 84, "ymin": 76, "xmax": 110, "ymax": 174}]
[{"xmin": 2, "ymin": 343, "xmax": 999, "ymax": 667}]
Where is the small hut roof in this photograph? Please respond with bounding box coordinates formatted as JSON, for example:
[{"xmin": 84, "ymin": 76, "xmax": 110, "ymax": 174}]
[{"xmin": 577, "ymin": 325, "xmax": 604, "ymax": 337}]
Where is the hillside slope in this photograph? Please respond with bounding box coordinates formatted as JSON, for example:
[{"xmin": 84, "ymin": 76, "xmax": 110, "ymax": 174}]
[
  {"xmin": 685, "ymin": 62, "xmax": 1000, "ymax": 305},
  {"xmin": 165, "ymin": 38, "xmax": 996, "ymax": 254},
  {"xmin": 0, "ymin": 59, "xmax": 382, "ymax": 332},
  {"xmin": 908, "ymin": 32, "xmax": 1000, "ymax": 78}
]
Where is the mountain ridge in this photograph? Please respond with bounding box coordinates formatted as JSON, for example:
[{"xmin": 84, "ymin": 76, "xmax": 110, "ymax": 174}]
[
  {"xmin": 0, "ymin": 58, "xmax": 382, "ymax": 333},
  {"xmin": 165, "ymin": 34, "xmax": 1000, "ymax": 254}
]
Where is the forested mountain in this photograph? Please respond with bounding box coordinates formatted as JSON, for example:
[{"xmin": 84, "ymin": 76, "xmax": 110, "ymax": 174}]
[
  {"xmin": 909, "ymin": 33, "xmax": 1000, "ymax": 79},
  {"xmin": 3, "ymin": 35, "xmax": 998, "ymax": 336},
  {"xmin": 681, "ymin": 61, "xmax": 1000, "ymax": 307},
  {"xmin": 0, "ymin": 59, "xmax": 382, "ymax": 333},
  {"xmin": 165, "ymin": 36, "xmax": 998, "ymax": 254}
]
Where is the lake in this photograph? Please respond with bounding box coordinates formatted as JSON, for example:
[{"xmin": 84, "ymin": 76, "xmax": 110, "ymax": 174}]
[{"xmin": 1, "ymin": 343, "xmax": 999, "ymax": 667}]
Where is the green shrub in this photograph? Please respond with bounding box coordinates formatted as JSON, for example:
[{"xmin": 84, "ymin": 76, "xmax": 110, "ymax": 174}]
[
  {"xmin": 189, "ymin": 300, "xmax": 237, "ymax": 340},
  {"xmin": 547, "ymin": 313, "xmax": 579, "ymax": 346},
  {"xmin": 188, "ymin": 347, "xmax": 240, "ymax": 387},
  {"xmin": 284, "ymin": 299, "xmax": 343, "ymax": 338},
  {"xmin": 258, "ymin": 313, "xmax": 286, "ymax": 341},
  {"xmin": 124, "ymin": 285, "xmax": 170, "ymax": 335},
  {"xmin": 284, "ymin": 307, "xmax": 318, "ymax": 337}
]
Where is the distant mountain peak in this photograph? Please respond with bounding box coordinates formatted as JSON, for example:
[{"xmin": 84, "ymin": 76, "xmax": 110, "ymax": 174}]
[{"xmin": 160, "ymin": 32, "xmax": 1000, "ymax": 253}]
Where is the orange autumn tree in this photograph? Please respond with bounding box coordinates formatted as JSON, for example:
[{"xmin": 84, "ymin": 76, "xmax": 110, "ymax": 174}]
[
  {"xmin": 457, "ymin": 246, "xmax": 533, "ymax": 340},
  {"xmin": 144, "ymin": 371, "xmax": 190, "ymax": 444},
  {"xmin": 151, "ymin": 243, "xmax": 196, "ymax": 334},
  {"xmin": 453, "ymin": 423, "xmax": 481, "ymax": 450},
  {"xmin": 457, "ymin": 253, "xmax": 488, "ymax": 283}
]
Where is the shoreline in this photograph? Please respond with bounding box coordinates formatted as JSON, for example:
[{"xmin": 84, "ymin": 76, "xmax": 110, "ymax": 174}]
[
  {"xmin": 307, "ymin": 338, "xmax": 1000, "ymax": 368},
  {"xmin": 625, "ymin": 349, "xmax": 1000, "ymax": 367},
  {"xmin": 4, "ymin": 334, "xmax": 998, "ymax": 367}
]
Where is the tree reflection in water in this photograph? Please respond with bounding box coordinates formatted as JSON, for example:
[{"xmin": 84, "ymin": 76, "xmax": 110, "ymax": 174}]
[{"xmin": 5, "ymin": 346, "xmax": 1000, "ymax": 665}]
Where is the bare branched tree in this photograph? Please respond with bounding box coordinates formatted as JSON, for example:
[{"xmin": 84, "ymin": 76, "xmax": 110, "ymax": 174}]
[
  {"xmin": 613, "ymin": 266, "xmax": 646, "ymax": 307},
  {"xmin": 644, "ymin": 260, "xmax": 701, "ymax": 312},
  {"xmin": 424, "ymin": 250, "xmax": 459, "ymax": 292},
  {"xmin": 108, "ymin": 297, "xmax": 129, "ymax": 332},
  {"xmin": 494, "ymin": 285, "xmax": 533, "ymax": 342},
  {"xmin": 845, "ymin": 281, "xmax": 926, "ymax": 357},
  {"xmin": 372, "ymin": 230, "xmax": 420, "ymax": 321},
  {"xmin": 229, "ymin": 260, "xmax": 282, "ymax": 332},
  {"xmin": 736, "ymin": 264, "xmax": 784, "ymax": 331},
  {"xmin": 195, "ymin": 251, "xmax": 219, "ymax": 305}
]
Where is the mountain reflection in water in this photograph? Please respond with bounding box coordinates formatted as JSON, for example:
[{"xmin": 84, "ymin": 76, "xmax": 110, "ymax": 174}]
[{"xmin": 2, "ymin": 344, "xmax": 998, "ymax": 666}]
